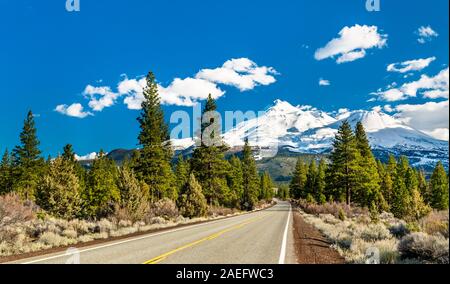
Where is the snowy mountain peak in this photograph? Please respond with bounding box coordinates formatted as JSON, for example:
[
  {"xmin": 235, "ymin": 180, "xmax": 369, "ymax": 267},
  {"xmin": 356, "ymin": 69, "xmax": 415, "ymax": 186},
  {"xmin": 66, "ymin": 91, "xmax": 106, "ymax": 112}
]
[
  {"xmin": 174, "ymin": 99, "xmax": 448, "ymax": 169},
  {"xmin": 337, "ymin": 110, "xmax": 409, "ymax": 132}
]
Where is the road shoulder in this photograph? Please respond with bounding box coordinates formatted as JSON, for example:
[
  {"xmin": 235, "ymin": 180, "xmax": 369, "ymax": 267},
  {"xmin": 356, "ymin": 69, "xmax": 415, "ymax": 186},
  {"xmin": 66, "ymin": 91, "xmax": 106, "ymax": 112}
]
[{"xmin": 291, "ymin": 206, "xmax": 345, "ymax": 264}]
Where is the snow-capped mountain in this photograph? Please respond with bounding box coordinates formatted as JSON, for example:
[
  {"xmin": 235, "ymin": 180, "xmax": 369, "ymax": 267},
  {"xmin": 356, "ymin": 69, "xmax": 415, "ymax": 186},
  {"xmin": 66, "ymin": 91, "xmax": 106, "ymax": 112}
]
[{"xmin": 174, "ymin": 100, "xmax": 448, "ymax": 169}]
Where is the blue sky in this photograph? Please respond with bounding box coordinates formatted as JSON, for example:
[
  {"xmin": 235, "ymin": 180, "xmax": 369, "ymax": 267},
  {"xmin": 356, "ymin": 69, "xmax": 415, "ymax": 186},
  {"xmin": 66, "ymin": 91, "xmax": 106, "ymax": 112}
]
[{"xmin": 0, "ymin": 0, "xmax": 448, "ymax": 157}]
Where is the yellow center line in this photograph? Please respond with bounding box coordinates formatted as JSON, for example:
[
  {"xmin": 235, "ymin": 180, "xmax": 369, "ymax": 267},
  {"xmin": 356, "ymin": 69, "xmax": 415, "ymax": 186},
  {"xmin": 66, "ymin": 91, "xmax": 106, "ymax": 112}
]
[{"xmin": 143, "ymin": 213, "xmax": 271, "ymax": 264}]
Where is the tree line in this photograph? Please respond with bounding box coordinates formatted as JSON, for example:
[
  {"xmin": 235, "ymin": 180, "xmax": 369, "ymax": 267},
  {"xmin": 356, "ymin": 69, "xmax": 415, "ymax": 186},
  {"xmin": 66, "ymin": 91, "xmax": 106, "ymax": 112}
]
[
  {"xmin": 0, "ymin": 72, "xmax": 275, "ymax": 221},
  {"xmin": 290, "ymin": 120, "xmax": 449, "ymax": 220}
]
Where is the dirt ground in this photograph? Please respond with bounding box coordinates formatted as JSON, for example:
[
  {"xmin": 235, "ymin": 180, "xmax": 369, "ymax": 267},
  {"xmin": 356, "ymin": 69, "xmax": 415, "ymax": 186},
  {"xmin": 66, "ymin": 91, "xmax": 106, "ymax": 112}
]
[{"xmin": 292, "ymin": 207, "xmax": 345, "ymax": 264}]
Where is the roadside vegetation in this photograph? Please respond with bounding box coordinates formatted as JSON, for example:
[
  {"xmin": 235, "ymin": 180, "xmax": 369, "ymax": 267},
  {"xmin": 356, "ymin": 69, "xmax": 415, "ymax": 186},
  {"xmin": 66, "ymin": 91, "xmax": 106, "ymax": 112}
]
[
  {"xmin": 0, "ymin": 72, "xmax": 274, "ymax": 257},
  {"xmin": 288, "ymin": 120, "xmax": 449, "ymax": 264}
]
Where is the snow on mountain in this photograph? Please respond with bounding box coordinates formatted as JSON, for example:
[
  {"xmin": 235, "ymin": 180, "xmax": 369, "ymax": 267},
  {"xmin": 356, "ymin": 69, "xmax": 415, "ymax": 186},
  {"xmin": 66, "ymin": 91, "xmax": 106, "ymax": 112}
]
[
  {"xmin": 173, "ymin": 99, "xmax": 448, "ymax": 169},
  {"xmin": 222, "ymin": 99, "xmax": 336, "ymax": 148}
]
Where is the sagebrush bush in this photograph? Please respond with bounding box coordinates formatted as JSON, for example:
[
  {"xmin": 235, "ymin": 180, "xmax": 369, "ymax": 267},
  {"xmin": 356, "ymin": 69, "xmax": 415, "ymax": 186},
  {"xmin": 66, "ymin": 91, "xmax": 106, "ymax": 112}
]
[
  {"xmin": 297, "ymin": 200, "xmax": 367, "ymax": 219},
  {"xmin": 207, "ymin": 206, "xmax": 237, "ymax": 217},
  {"xmin": 419, "ymin": 210, "xmax": 449, "ymax": 238},
  {"xmin": 0, "ymin": 193, "xmax": 36, "ymax": 227},
  {"xmin": 147, "ymin": 198, "xmax": 179, "ymax": 220},
  {"xmin": 38, "ymin": 232, "xmax": 75, "ymax": 247},
  {"xmin": 389, "ymin": 222, "xmax": 410, "ymax": 238},
  {"xmin": 360, "ymin": 223, "xmax": 392, "ymax": 242},
  {"xmin": 398, "ymin": 232, "xmax": 449, "ymax": 264}
]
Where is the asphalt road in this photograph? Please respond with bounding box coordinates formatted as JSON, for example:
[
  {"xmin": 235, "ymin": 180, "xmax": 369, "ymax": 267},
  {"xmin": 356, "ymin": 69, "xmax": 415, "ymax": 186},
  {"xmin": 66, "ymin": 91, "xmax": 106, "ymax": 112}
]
[{"xmin": 11, "ymin": 201, "xmax": 294, "ymax": 264}]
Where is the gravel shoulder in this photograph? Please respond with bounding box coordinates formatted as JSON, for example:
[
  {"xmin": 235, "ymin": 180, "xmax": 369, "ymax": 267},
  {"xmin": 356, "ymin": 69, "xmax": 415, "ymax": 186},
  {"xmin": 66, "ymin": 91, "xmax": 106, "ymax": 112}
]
[{"xmin": 292, "ymin": 206, "xmax": 345, "ymax": 264}]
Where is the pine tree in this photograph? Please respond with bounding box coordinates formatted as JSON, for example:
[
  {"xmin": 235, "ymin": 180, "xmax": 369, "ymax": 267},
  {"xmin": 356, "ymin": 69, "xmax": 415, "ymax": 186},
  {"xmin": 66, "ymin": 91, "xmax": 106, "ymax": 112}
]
[
  {"xmin": 241, "ymin": 139, "xmax": 260, "ymax": 210},
  {"xmin": 0, "ymin": 149, "xmax": 13, "ymax": 195},
  {"xmin": 327, "ymin": 121, "xmax": 360, "ymax": 205},
  {"xmin": 62, "ymin": 144, "xmax": 76, "ymax": 163},
  {"xmin": 227, "ymin": 156, "xmax": 244, "ymax": 208},
  {"xmin": 61, "ymin": 144, "xmax": 86, "ymax": 192},
  {"xmin": 134, "ymin": 72, "xmax": 175, "ymax": 201},
  {"xmin": 316, "ymin": 159, "xmax": 327, "ymax": 204},
  {"xmin": 177, "ymin": 174, "xmax": 208, "ymax": 218},
  {"xmin": 290, "ymin": 158, "xmax": 308, "ymax": 199},
  {"xmin": 390, "ymin": 160, "xmax": 411, "ymax": 219},
  {"xmin": 276, "ymin": 184, "xmax": 290, "ymax": 200},
  {"xmin": 405, "ymin": 167, "xmax": 430, "ymax": 220},
  {"xmin": 429, "ymin": 161, "xmax": 449, "ymax": 210},
  {"xmin": 354, "ymin": 122, "xmax": 372, "ymax": 157},
  {"xmin": 116, "ymin": 163, "xmax": 149, "ymax": 222},
  {"xmin": 83, "ymin": 150, "xmax": 120, "ymax": 218},
  {"xmin": 305, "ymin": 160, "xmax": 318, "ymax": 198},
  {"xmin": 260, "ymin": 171, "xmax": 274, "ymax": 201},
  {"xmin": 174, "ymin": 155, "xmax": 190, "ymax": 192},
  {"xmin": 36, "ymin": 156, "xmax": 82, "ymax": 219},
  {"xmin": 191, "ymin": 94, "xmax": 230, "ymax": 206},
  {"xmin": 12, "ymin": 110, "xmax": 44, "ymax": 200},
  {"xmin": 417, "ymin": 170, "xmax": 429, "ymax": 204},
  {"xmin": 354, "ymin": 122, "xmax": 385, "ymax": 210}
]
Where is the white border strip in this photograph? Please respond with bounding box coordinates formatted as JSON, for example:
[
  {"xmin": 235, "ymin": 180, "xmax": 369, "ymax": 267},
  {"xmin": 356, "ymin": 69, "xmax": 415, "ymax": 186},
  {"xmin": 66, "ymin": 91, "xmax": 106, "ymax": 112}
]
[{"xmin": 278, "ymin": 204, "xmax": 291, "ymax": 264}]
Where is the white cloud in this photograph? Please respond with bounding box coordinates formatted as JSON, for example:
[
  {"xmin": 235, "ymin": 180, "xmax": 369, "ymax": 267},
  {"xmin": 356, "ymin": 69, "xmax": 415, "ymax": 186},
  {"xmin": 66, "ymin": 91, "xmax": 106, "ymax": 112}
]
[
  {"xmin": 117, "ymin": 76, "xmax": 225, "ymax": 108},
  {"xmin": 383, "ymin": 105, "xmax": 394, "ymax": 113},
  {"xmin": 336, "ymin": 50, "xmax": 366, "ymax": 64},
  {"xmin": 373, "ymin": 67, "xmax": 449, "ymax": 101},
  {"xmin": 195, "ymin": 58, "xmax": 278, "ymax": 91},
  {"xmin": 117, "ymin": 77, "xmax": 147, "ymax": 110},
  {"xmin": 319, "ymin": 78, "xmax": 331, "ymax": 86},
  {"xmin": 387, "ymin": 57, "xmax": 436, "ymax": 73},
  {"xmin": 159, "ymin": 78, "xmax": 225, "ymax": 107},
  {"xmin": 83, "ymin": 85, "xmax": 120, "ymax": 112},
  {"xmin": 314, "ymin": 25, "xmax": 387, "ymax": 64},
  {"xmin": 394, "ymin": 100, "xmax": 449, "ymax": 141},
  {"xmin": 424, "ymin": 128, "xmax": 449, "ymax": 141},
  {"xmin": 55, "ymin": 103, "xmax": 92, "ymax": 118},
  {"xmin": 75, "ymin": 152, "xmax": 99, "ymax": 161},
  {"xmin": 417, "ymin": 26, "xmax": 439, "ymax": 44},
  {"xmin": 56, "ymin": 58, "xmax": 278, "ymax": 113}
]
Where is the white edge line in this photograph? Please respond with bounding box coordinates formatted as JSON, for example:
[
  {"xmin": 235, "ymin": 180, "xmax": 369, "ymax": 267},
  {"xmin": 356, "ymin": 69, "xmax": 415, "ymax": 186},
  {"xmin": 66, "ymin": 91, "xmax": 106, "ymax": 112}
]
[
  {"xmin": 21, "ymin": 207, "xmax": 271, "ymax": 264},
  {"xmin": 278, "ymin": 203, "xmax": 291, "ymax": 264}
]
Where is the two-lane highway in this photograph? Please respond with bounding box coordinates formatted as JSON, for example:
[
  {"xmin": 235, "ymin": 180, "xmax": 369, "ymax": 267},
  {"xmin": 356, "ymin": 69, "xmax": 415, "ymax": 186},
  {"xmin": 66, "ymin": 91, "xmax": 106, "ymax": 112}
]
[{"xmin": 11, "ymin": 201, "xmax": 294, "ymax": 264}]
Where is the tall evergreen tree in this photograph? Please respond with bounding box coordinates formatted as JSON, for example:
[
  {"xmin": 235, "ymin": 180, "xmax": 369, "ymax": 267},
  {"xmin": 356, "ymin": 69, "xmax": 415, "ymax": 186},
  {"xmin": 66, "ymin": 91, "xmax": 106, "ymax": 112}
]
[
  {"xmin": 391, "ymin": 160, "xmax": 411, "ymax": 218},
  {"xmin": 0, "ymin": 149, "xmax": 13, "ymax": 195},
  {"xmin": 62, "ymin": 144, "xmax": 76, "ymax": 163},
  {"xmin": 174, "ymin": 155, "xmax": 190, "ymax": 192},
  {"xmin": 417, "ymin": 170, "xmax": 429, "ymax": 204},
  {"xmin": 429, "ymin": 161, "xmax": 449, "ymax": 210},
  {"xmin": 405, "ymin": 167, "xmax": 430, "ymax": 219},
  {"xmin": 134, "ymin": 72, "xmax": 175, "ymax": 201},
  {"xmin": 116, "ymin": 163, "xmax": 149, "ymax": 222},
  {"xmin": 36, "ymin": 156, "xmax": 82, "ymax": 219},
  {"xmin": 305, "ymin": 160, "xmax": 318, "ymax": 198},
  {"xmin": 241, "ymin": 139, "xmax": 260, "ymax": 210},
  {"xmin": 61, "ymin": 144, "xmax": 86, "ymax": 192},
  {"xmin": 354, "ymin": 122, "xmax": 384, "ymax": 210},
  {"xmin": 83, "ymin": 150, "xmax": 120, "ymax": 218},
  {"xmin": 316, "ymin": 159, "xmax": 327, "ymax": 204},
  {"xmin": 326, "ymin": 121, "xmax": 360, "ymax": 205},
  {"xmin": 227, "ymin": 156, "xmax": 244, "ymax": 208},
  {"xmin": 290, "ymin": 158, "xmax": 308, "ymax": 199},
  {"xmin": 191, "ymin": 94, "xmax": 230, "ymax": 206},
  {"xmin": 260, "ymin": 171, "xmax": 274, "ymax": 201},
  {"xmin": 12, "ymin": 110, "xmax": 44, "ymax": 200},
  {"xmin": 177, "ymin": 174, "xmax": 208, "ymax": 218}
]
